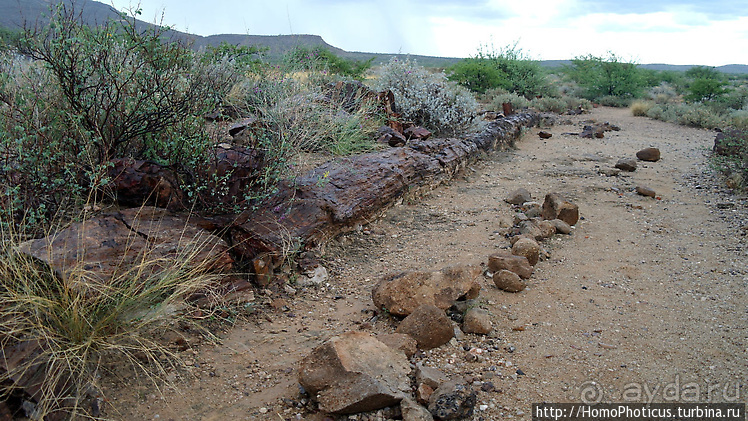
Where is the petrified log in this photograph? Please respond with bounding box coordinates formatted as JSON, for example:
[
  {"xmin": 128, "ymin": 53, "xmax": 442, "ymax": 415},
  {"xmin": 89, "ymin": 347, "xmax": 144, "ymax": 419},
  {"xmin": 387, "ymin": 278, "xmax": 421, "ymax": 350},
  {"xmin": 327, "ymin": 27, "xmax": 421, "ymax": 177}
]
[{"xmin": 228, "ymin": 113, "xmax": 538, "ymax": 260}]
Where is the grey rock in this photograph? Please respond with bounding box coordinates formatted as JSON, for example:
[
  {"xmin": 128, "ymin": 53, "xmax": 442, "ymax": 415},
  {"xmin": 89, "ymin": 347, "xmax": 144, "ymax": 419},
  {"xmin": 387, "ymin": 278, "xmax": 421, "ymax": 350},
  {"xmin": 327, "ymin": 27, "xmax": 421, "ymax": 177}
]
[
  {"xmin": 615, "ymin": 158, "xmax": 637, "ymax": 172},
  {"xmin": 505, "ymin": 188, "xmax": 532, "ymax": 205},
  {"xmin": 550, "ymin": 219, "xmax": 572, "ymax": 235}
]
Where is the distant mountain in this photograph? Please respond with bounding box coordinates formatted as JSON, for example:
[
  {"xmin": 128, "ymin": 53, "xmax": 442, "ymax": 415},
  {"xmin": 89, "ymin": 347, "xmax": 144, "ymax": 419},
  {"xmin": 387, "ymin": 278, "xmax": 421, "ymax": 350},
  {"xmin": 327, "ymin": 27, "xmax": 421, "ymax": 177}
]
[{"xmin": 1, "ymin": 0, "xmax": 745, "ymax": 73}]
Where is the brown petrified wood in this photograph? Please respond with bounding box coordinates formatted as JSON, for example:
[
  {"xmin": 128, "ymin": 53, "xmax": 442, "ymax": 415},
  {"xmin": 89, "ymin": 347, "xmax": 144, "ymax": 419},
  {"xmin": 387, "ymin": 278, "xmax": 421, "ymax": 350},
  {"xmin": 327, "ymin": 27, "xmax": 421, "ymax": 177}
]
[{"xmin": 228, "ymin": 112, "xmax": 539, "ymax": 261}]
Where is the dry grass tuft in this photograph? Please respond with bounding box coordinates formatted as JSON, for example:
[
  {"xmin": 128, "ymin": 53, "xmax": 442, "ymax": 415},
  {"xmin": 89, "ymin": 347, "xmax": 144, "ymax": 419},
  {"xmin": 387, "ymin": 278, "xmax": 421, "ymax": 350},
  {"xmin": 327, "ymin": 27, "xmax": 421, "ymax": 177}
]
[{"xmin": 0, "ymin": 213, "xmax": 226, "ymax": 419}]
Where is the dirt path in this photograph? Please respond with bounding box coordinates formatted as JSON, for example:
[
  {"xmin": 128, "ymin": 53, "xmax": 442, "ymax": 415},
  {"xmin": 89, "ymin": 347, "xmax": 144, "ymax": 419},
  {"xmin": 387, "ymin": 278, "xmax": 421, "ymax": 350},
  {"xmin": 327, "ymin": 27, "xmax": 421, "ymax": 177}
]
[{"xmin": 105, "ymin": 106, "xmax": 747, "ymax": 420}]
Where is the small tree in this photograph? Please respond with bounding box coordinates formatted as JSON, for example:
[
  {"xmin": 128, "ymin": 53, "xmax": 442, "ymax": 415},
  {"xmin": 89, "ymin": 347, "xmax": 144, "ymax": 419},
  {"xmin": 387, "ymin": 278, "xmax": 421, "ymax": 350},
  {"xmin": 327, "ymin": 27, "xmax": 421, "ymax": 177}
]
[
  {"xmin": 448, "ymin": 43, "xmax": 552, "ymax": 98},
  {"xmin": 564, "ymin": 53, "xmax": 647, "ymax": 102}
]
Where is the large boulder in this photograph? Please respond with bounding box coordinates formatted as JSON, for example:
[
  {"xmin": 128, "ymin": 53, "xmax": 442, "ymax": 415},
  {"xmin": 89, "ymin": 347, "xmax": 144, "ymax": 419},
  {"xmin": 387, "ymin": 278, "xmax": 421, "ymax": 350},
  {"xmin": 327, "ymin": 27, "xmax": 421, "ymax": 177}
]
[
  {"xmin": 17, "ymin": 207, "xmax": 233, "ymax": 285},
  {"xmin": 541, "ymin": 193, "xmax": 579, "ymax": 226},
  {"xmin": 396, "ymin": 305, "xmax": 455, "ymax": 350},
  {"xmin": 372, "ymin": 265, "xmax": 482, "ymax": 317},
  {"xmin": 298, "ymin": 331, "xmax": 411, "ymax": 414}
]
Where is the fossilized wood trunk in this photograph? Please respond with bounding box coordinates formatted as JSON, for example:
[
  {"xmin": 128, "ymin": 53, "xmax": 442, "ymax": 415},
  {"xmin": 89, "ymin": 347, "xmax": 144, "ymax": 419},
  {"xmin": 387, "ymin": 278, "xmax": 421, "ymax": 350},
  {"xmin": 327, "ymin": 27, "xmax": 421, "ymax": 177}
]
[{"xmin": 228, "ymin": 112, "xmax": 539, "ymax": 260}]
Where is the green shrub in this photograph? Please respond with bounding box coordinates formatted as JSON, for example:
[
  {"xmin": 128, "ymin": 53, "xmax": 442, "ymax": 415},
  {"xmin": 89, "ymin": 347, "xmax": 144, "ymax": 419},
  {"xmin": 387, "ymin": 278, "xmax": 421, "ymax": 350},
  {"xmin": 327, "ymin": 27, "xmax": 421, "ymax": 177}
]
[
  {"xmin": 1, "ymin": 5, "xmax": 276, "ymax": 230},
  {"xmin": 373, "ymin": 57, "xmax": 479, "ymax": 134},
  {"xmin": 686, "ymin": 78, "xmax": 728, "ymax": 103},
  {"xmin": 447, "ymin": 43, "xmax": 553, "ymax": 98},
  {"xmin": 563, "ymin": 53, "xmax": 649, "ymax": 103}
]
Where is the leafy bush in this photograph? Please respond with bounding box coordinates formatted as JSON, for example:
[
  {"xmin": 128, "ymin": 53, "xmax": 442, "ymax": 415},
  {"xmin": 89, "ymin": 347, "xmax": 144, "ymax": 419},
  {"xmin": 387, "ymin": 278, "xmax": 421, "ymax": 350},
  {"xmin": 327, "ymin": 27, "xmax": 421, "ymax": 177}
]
[
  {"xmin": 1, "ymin": 5, "xmax": 271, "ymax": 230},
  {"xmin": 686, "ymin": 78, "xmax": 728, "ymax": 103},
  {"xmin": 563, "ymin": 53, "xmax": 649, "ymax": 103},
  {"xmin": 373, "ymin": 57, "xmax": 479, "ymax": 134},
  {"xmin": 448, "ymin": 43, "xmax": 553, "ymax": 98}
]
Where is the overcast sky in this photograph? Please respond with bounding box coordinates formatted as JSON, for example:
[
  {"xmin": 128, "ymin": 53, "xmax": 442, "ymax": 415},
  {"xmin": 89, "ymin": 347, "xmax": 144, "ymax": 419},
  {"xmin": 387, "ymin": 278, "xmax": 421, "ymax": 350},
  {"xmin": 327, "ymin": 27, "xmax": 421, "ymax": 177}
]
[{"xmin": 101, "ymin": 0, "xmax": 748, "ymax": 66}]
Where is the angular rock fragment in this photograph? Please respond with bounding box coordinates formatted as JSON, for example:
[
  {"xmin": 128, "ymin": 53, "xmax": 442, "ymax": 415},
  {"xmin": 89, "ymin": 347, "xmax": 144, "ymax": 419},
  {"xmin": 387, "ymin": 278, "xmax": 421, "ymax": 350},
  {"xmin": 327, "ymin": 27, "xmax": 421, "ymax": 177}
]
[
  {"xmin": 298, "ymin": 331, "xmax": 411, "ymax": 414},
  {"xmin": 541, "ymin": 193, "xmax": 579, "ymax": 226},
  {"xmin": 372, "ymin": 265, "xmax": 482, "ymax": 317}
]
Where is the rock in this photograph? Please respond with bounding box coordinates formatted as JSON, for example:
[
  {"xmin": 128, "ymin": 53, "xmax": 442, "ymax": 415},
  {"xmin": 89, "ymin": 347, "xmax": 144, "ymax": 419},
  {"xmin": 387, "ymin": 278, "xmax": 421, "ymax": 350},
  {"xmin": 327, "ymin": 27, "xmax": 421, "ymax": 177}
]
[
  {"xmin": 580, "ymin": 125, "xmax": 605, "ymax": 138},
  {"xmin": 416, "ymin": 364, "xmax": 448, "ymax": 390},
  {"xmin": 636, "ymin": 147, "xmax": 661, "ymax": 162},
  {"xmin": 522, "ymin": 201, "xmax": 543, "ymax": 218},
  {"xmin": 402, "ymin": 397, "xmax": 435, "ymax": 421},
  {"xmin": 377, "ymin": 126, "xmax": 408, "ymax": 147},
  {"xmin": 538, "ymin": 131, "xmax": 553, "ymax": 139},
  {"xmin": 513, "ymin": 212, "xmax": 529, "ymax": 225},
  {"xmin": 377, "ymin": 333, "xmax": 418, "ymax": 358},
  {"xmin": 404, "ymin": 126, "xmax": 432, "ymax": 140},
  {"xmin": 493, "ymin": 270, "xmax": 526, "ymax": 292},
  {"xmin": 615, "ymin": 158, "xmax": 637, "ymax": 172},
  {"xmin": 396, "ymin": 305, "xmax": 454, "ymax": 350},
  {"xmin": 517, "ymin": 220, "xmax": 543, "ymax": 240},
  {"xmin": 107, "ymin": 158, "xmax": 185, "ymax": 210},
  {"xmin": 541, "ymin": 193, "xmax": 579, "ymax": 226},
  {"xmin": 297, "ymin": 265, "xmax": 329, "ymax": 287},
  {"xmin": 487, "ymin": 252, "xmax": 533, "ymax": 279},
  {"xmin": 635, "ymin": 186, "xmax": 656, "ymax": 198},
  {"xmin": 505, "ymin": 188, "xmax": 532, "ymax": 205},
  {"xmin": 537, "ymin": 220, "xmax": 557, "ymax": 239},
  {"xmin": 17, "ymin": 207, "xmax": 233, "ymax": 286},
  {"xmin": 598, "ymin": 168, "xmax": 621, "ymax": 177},
  {"xmin": 417, "ymin": 383, "xmax": 435, "ymax": 405},
  {"xmin": 298, "ymin": 331, "xmax": 411, "ymax": 414},
  {"xmin": 512, "ymin": 238, "xmax": 541, "ymax": 266},
  {"xmin": 462, "ymin": 308, "xmax": 492, "ymax": 335},
  {"xmin": 228, "ymin": 115, "xmax": 266, "ymax": 140},
  {"xmin": 372, "ymin": 265, "xmax": 482, "ymax": 317},
  {"xmin": 550, "ymin": 219, "xmax": 572, "ymax": 235},
  {"xmin": 252, "ymin": 254, "xmax": 274, "ymax": 287},
  {"xmin": 428, "ymin": 381, "xmax": 477, "ymax": 420}
]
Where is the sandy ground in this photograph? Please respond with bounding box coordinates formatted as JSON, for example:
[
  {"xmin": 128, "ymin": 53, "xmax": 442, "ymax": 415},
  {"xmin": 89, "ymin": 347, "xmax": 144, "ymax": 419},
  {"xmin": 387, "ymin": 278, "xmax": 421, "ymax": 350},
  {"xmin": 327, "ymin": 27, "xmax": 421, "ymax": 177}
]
[{"xmin": 101, "ymin": 106, "xmax": 747, "ymax": 420}]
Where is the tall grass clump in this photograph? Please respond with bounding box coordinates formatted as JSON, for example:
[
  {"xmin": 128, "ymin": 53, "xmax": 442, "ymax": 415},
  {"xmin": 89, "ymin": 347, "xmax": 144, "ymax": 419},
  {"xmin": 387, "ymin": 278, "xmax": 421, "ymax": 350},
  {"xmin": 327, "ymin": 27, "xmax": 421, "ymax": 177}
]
[
  {"xmin": 372, "ymin": 57, "xmax": 479, "ymax": 135},
  {"xmin": 0, "ymin": 215, "xmax": 224, "ymax": 419},
  {"xmin": 226, "ymin": 64, "xmax": 385, "ymax": 160}
]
